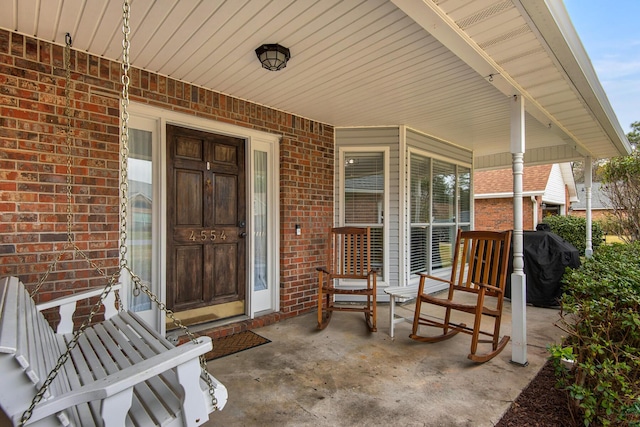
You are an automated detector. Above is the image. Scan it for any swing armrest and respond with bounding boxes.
[36,284,122,334]
[23,337,214,426]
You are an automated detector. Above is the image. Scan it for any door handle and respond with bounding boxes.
[239,232,247,238]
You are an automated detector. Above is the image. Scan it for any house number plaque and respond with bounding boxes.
[189,230,227,241]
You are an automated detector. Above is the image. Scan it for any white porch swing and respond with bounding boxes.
[0,2,227,425]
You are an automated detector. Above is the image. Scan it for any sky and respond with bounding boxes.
[563,1,640,134]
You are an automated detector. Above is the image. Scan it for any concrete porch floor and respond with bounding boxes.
[205,298,565,427]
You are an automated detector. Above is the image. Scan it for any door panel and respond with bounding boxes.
[215,175,237,224]
[175,170,203,224]
[214,244,238,296]
[175,246,204,305]
[167,125,246,317]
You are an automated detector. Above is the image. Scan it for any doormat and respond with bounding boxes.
[206,331,271,361]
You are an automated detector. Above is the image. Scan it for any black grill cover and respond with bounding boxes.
[506,230,580,307]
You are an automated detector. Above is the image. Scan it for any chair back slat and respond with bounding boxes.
[452,229,511,295]
[329,227,371,279]
[317,226,378,331]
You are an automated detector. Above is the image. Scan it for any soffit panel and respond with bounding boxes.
[0,0,627,163]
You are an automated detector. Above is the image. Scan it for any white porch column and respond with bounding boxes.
[510,95,527,365]
[584,156,593,258]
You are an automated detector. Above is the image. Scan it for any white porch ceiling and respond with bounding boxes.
[0,0,631,168]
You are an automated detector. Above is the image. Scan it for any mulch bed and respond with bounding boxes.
[497,360,578,427]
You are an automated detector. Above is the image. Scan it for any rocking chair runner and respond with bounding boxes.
[410,229,512,363]
[316,227,378,332]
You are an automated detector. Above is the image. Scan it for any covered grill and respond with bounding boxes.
[506,229,581,307]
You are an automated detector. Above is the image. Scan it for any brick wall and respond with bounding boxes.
[569,209,611,221]
[0,30,333,333]
[474,197,537,232]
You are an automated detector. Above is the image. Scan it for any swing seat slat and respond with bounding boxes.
[0,276,228,427]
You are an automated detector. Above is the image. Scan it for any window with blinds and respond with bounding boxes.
[410,153,471,275]
[343,152,384,279]
[458,166,471,223]
[410,154,430,274]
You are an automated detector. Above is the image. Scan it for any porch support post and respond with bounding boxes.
[510,94,527,366]
[584,156,593,258]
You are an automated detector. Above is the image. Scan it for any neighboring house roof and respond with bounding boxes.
[571,182,612,210]
[345,174,384,193]
[474,163,578,203]
[129,180,153,200]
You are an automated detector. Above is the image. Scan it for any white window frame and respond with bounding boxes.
[338,146,390,286]
[406,147,473,289]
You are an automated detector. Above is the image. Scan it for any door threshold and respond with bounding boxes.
[166,300,245,330]
[166,315,250,341]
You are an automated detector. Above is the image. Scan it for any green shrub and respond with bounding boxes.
[549,242,640,426]
[543,215,603,253]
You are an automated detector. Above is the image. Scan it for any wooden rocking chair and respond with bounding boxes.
[410,229,512,363]
[317,227,378,332]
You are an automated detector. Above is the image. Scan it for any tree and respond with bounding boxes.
[600,151,640,242]
[627,121,640,148]
[574,122,639,183]
[571,158,606,183]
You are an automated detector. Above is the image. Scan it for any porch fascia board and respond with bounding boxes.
[474,144,585,170]
[391,0,592,158]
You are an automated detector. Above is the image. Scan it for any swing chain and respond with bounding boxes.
[21,33,126,425]
[29,34,75,298]
[122,265,219,409]
[64,33,73,245]
[119,0,131,271]
[118,0,218,410]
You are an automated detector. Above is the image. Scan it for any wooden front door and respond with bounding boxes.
[166,125,246,318]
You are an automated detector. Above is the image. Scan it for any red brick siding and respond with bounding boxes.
[0,30,333,334]
[569,209,611,221]
[474,197,537,231]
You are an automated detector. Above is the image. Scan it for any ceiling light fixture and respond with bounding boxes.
[255,44,291,71]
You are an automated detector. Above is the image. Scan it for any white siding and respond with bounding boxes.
[406,129,473,165]
[335,127,474,292]
[544,163,567,205]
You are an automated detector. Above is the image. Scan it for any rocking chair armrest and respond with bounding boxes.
[24,337,213,425]
[316,267,330,274]
[417,273,452,285]
[473,282,503,293]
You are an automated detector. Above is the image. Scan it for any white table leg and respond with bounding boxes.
[389,295,396,339]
